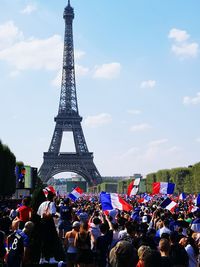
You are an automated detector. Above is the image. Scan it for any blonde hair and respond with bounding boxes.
[138,245,151,260]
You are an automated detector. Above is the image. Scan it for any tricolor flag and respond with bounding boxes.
[160,197,177,212]
[68,186,83,201]
[139,194,152,203]
[43,185,56,197]
[127,178,141,196]
[179,192,186,200]
[189,205,199,213]
[152,182,175,195]
[100,192,132,212]
[194,194,200,207]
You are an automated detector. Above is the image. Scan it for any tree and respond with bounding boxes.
[0,140,16,197]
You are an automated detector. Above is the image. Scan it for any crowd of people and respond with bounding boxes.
[0,190,200,267]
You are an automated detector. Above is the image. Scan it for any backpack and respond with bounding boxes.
[42,201,52,220]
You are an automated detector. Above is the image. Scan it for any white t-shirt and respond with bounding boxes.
[37,201,56,218]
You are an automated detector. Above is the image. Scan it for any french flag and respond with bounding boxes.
[68,186,83,201]
[43,185,56,197]
[100,192,132,211]
[141,194,152,203]
[127,178,141,196]
[160,197,177,212]
[152,182,175,195]
[179,192,186,200]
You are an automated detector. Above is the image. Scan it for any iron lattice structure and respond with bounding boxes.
[39,1,101,186]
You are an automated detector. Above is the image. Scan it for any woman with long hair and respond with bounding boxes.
[74,221,94,267]
[64,221,80,267]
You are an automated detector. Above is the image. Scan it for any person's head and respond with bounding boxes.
[163,219,169,227]
[170,232,178,244]
[161,232,170,240]
[127,222,137,237]
[47,191,55,201]
[72,221,80,231]
[159,238,170,255]
[147,228,156,239]
[143,250,162,267]
[64,198,70,205]
[79,221,89,233]
[99,223,109,234]
[112,222,119,231]
[138,245,151,261]
[22,197,31,206]
[23,221,34,235]
[93,217,101,225]
[109,240,138,267]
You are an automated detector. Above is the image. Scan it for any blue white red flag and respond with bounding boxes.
[160,197,177,212]
[179,192,186,200]
[152,182,175,195]
[127,178,141,196]
[100,192,132,211]
[143,194,152,203]
[68,186,83,201]
[43,185,56,197]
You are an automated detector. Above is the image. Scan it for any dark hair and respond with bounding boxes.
[47,191,55,201]
[143,250,162,267]
[159,238,170,253]
[93,217,101,225]
[99,223,109,234]
[64,198,70,204]
[161,233,170,240]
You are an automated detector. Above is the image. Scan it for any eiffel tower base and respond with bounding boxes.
[39,152,102,186]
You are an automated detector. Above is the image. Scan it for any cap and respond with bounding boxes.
[72,221,80,228]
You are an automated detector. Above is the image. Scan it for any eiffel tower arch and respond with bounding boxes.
[39,1,102,186]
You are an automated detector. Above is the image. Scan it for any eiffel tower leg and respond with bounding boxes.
[38,159,55,183]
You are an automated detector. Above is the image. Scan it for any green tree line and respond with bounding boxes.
[146,162,200,194]
[0,140,16,198]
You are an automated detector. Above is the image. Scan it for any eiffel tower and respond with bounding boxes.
[39,0,101,186]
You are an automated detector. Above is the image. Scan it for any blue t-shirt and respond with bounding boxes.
[59,205,72,221]
[7,229,29,267]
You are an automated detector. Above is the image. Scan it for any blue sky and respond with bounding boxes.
[0,0,200,177]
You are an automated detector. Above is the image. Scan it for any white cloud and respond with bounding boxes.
[172,43,198,58]
[127,109,141,115]
[0,34,63,71]
[21,4,37,15]
[168,28,189,42]
[130,123,152,132]
[0,21,23,50]
[168,28,199,58]
[84,113,112,128]
[183,92,200,105]
[140,80,156,89]
[148,138,168,147]
[93,62,121,79]
[0,21,88,75]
